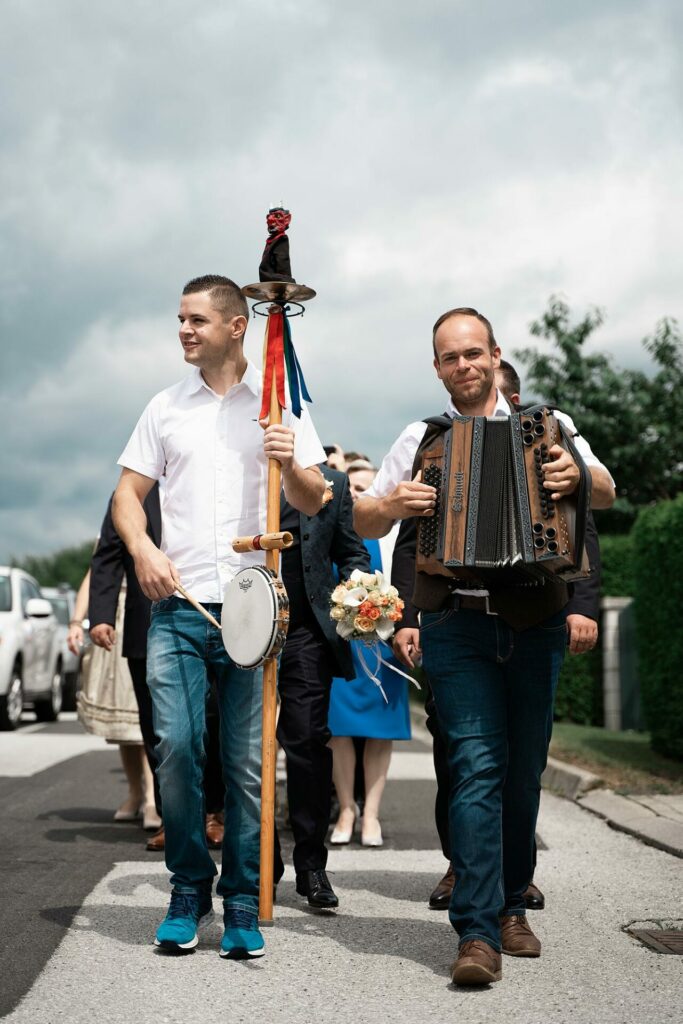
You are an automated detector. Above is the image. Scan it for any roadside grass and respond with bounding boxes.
[550,722,683,795]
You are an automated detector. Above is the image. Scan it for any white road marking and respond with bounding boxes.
[0,730,109,777]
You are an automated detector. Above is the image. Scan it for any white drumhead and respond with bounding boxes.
[221,567,280,669]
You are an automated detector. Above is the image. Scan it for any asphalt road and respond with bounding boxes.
[1,714,681,1024]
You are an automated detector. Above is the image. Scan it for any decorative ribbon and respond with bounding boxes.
[355,640,422,705]
[283,314,312,419]
[259,306,313,422]
[259,308,286,422]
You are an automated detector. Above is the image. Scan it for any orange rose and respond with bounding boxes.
[366,606,381,620]
[353,615,376,633]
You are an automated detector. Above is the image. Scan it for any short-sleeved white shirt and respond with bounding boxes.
[364,390,614,503]
[118,362,326,601]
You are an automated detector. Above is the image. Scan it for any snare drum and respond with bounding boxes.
[221,566,290,669]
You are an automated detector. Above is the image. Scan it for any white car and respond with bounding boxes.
[0,567,64,730]
[41,586,82,712]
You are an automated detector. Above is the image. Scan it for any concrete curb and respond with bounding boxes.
[541,756,602,800]
[576,789,683,859]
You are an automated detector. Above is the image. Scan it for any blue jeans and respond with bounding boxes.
[147,597,262,914]
[421,605,567,950]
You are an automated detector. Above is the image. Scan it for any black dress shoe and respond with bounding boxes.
[429,864,455,910]
[524,881,545,910]
[295,869,339,910]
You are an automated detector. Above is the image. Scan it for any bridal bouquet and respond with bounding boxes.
[329,570,404,644]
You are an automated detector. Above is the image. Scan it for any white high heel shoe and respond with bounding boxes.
[361,820,383,848]
[143,804,162,831]
[330,808,357,845]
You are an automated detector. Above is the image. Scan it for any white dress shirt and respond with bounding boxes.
[118,362,326,602]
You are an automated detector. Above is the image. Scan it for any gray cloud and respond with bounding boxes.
[1,0,681,559]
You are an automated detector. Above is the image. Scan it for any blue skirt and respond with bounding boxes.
[328,642,411,740]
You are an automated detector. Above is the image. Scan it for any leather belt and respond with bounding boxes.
[445,593,498,615]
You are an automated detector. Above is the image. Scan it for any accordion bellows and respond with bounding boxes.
[417,407,591,585]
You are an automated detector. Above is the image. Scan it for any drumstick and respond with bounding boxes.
[175,583,221,630]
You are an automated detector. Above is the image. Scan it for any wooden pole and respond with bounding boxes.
[259,312,284,925]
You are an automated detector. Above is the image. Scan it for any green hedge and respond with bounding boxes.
[554,531,635,726]
[632,498,683,760]
[599,534,636,598]
[554,646,602,725]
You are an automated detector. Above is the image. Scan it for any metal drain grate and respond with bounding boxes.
[629,930,683,955]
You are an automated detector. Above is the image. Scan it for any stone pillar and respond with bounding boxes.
[601,596,634,732]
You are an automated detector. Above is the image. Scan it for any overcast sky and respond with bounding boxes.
[2,0,681,561]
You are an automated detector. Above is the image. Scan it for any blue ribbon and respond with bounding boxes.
[283,315,313,418]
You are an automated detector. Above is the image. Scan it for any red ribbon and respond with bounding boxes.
[259,308,287,422]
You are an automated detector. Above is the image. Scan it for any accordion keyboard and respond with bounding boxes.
[418,463,443,557]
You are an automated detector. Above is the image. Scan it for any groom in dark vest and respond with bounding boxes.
[352,307,615,987]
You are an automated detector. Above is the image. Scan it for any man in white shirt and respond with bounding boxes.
[113,275,325,960]
[354,307,615,987]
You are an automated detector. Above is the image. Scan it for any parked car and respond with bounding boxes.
[41,585,82,712]
[0,567,64,730]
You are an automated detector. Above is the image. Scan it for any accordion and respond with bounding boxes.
[416,407,591,585]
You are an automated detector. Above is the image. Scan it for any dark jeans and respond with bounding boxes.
[421,606,567,950]
[275,622,335,875]
[426,685,540,875]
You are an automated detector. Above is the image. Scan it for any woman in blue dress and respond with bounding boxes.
[328,465,411,848]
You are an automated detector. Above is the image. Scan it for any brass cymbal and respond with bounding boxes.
[241,281,316,303]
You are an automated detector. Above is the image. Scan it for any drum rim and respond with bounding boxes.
[222,565,284,669]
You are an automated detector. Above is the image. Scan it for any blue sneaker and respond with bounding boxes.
[219,907,265,959]
[154,888,214,952]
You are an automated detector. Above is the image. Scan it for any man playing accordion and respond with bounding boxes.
[353,307,615,986]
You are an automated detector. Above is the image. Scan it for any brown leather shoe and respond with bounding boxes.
[500,914,541,957]
[451,940,502,985]
[429,864,455,910]
[524,881,545,910]
[145,826,165,851]
[205,812,224,849]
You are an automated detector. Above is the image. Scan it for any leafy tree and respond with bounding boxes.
[13,540,95,590]
[515,297,683,528]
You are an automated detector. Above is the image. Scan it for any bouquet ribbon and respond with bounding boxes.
[355,640,421,704]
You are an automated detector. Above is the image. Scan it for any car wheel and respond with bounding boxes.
[34,663,64,722]
[0,664,24,731]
